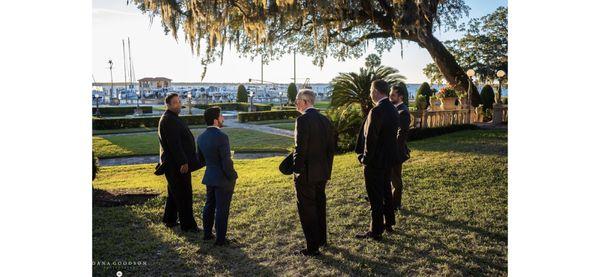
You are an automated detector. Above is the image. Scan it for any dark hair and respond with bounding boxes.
[391,85,404,99]
[204,106,221,126]
[165,93,179,105]
[371,79,389,96]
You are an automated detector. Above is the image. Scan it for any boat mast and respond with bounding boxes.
[122,39,128,91]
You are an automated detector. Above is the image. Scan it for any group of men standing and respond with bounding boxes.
[154,79,410,256]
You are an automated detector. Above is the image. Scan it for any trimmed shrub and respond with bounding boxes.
[406,124,479,142]
[237,84,248,102]
[480,85,495,111]
[194,102,271,112]
[93,115,205,130]
[92,106,152,116]
[92,151,99,180]
[238,110,300,123]
[416,82,433,108]
[287,83,298,104]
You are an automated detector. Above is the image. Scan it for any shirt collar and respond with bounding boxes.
[207,125,220,129]
[377,97,388,105]
[394,101,404,108]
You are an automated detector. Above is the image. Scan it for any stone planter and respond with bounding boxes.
[440,97,458,110]
[429,98,442,111]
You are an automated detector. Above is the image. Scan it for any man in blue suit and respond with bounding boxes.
[196,107,238,246]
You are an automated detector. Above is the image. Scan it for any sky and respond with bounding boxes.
[93,0,507,84]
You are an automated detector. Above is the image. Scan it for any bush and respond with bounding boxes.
[416,82,433,108]
[396,82,410,106]
[93,115,206,130]
[194,102,271,112]
[326,104,363,152]
[407,124,479,142]
[92,106,152,116]
[238,110,300,123]
[480,85,495,111]
[195,102,271,111]
[92,151,99,180]
[287,83,298,104]
[237,84,248,102]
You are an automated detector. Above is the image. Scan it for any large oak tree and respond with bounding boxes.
[129,0,480,104]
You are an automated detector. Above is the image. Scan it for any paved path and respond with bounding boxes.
[100,152,287,166]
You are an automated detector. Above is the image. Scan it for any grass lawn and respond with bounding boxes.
[93,129,507,276]
[249,119,296,131]
[92,125,207,136]
[93,128,293,158]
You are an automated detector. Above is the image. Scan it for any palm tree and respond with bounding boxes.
[330,65,406,117]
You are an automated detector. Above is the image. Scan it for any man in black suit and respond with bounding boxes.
[355,80,402,241]
[158,93,201,232]
[292,89,336,256]
[389,85,412,211]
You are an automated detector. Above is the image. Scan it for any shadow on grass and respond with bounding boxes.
[93,195,274,276]
[409,130,507,156]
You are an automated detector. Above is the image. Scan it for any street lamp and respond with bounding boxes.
[279,91,284,108]
[94,94,101,116]
[248,90,255,112]
[466,69,476,123]
[496,70,506,103]
[187,91,193,115]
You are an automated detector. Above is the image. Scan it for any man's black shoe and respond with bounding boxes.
[385,225,394,233]
[214,239,231,246]
[182,227,201,233]
[164,222,179,228]
[203,233,215,241]
[294,249,320,256]
[355,231,382,241]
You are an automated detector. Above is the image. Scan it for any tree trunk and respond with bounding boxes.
[419,33,482,107]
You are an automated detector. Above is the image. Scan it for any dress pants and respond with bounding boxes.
[294,176,327,251]
[390,163,404,209]
[202,184,235,243]
[364,166,395,235]
[162,166,199,231]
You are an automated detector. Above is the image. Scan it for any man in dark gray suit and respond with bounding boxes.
[355,80,402,241]
[158,93,201,232]
[389,85,412,211]
[197,107,238,246]
[292,89,336,256]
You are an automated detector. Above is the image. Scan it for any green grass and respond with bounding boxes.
[93,130,507,276]
[249,119,296,131]
[93,128,293,158]
[92,125,208,136]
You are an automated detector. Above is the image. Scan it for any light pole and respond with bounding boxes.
[94,94,100,116]
[496,70,506,103]
[466,69,475,123]
[187,91,193,115]
[248,91,255,112]
[108,59,114,101]
[279,91,284,108]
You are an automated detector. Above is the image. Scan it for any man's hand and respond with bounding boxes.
[180,163,189,174]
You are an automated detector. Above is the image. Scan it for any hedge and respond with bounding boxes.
[92,106,153,116]
[238,110,300,123]
[194,102,272,111]
[93,115,205,130]
[407,124,479,142]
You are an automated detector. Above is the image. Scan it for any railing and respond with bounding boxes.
[409,105,506,129]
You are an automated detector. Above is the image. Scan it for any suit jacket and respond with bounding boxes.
[396,102,411,163]
[293,108,336,183]
[158,110,201,171]
[356,98,402,169]
[196,127,238,188]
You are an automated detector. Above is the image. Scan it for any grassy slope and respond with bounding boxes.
[92,130,507,276]
[93,128,293,158]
